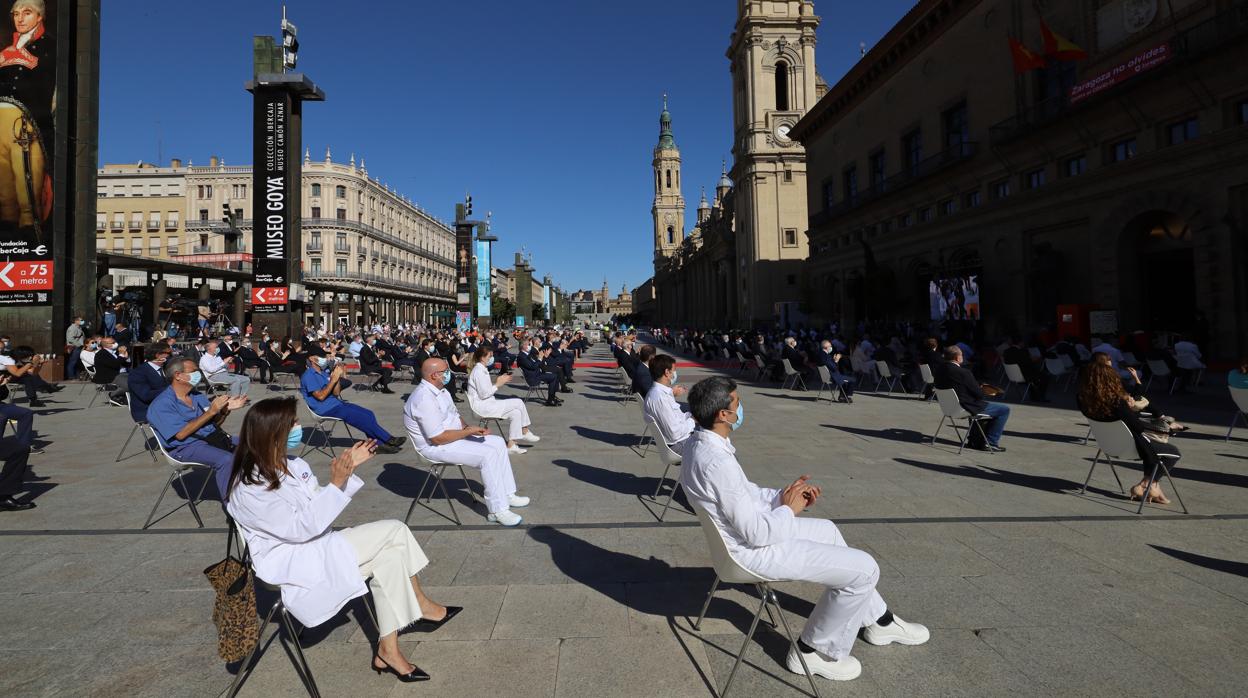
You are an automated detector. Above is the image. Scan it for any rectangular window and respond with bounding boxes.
[199,209,209,221]
[167,237,178,255]
[991,178,1011,200]
[942,101,968,151]
[95,214,105,230]
[1239,100,1248,125]
[869,150,886,191]
[1063,154,1087,177]
[1024,168,1046,190]
[939,198,957,216]
[879,220,892,235]
[97,189,108,198]
[1166,117,1199,146]
[842,165,858,203]
[782,229,798,247]
[336,185,346,198]
[130,238,142,254]
[898,213,913,228]
[310,206,321,219]
[919,207,934,223]
[965,190,982,209]
[336,208,347,221]
[783,169,793,183]
[821,179,835,210]
[149,238,161,256]
[197,185,212,199]
[336,259,347,275]
[112,238,124,252]
[902,129,923,173]
[1110,138,1137,163]
[311,183,321,197]
[311,259,322,275]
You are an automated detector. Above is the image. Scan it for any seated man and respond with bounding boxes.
[199,340,251,397]
[234,337,272,384]
[517,341,561,406]
[358,334,394,393]
[632,345,657,396]
[1,347,63,407]
[679,376,928,682]
[88,338,129,407]
[816,340,857,402]
[147,358,247,497]
[299,354,403,455]
[0,432,34,511]
[932,346,1010,452]
[405,358,529,527]
[128,345,171,423]
[491,333,515,374]
[643,355,694,453]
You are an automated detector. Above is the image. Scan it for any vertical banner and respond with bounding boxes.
[455,310,471,332]
[543,286,551,320]
[0,0,58,306]
[252,87,292,313]
[475,239,491,317]
[455,222,472,309]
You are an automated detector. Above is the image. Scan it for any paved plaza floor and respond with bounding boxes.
[2,341,1247,697]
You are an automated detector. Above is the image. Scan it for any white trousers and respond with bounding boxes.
[741,517,887,660]
[339,519,431,637]
[423,434,517,514]
[474,396,532,441]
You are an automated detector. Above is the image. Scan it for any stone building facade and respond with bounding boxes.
[792,0,1248,357]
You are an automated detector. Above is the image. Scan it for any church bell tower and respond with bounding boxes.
[652,95,686,263]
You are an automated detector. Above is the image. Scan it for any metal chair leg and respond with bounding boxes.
[280,608,321,698]
[1161,461,1189,514]
[225,600,281,698]
[720,587,770,698]
[142,471,179,530]
[930,416,947,445]
[692,576,719,631]
[1081,450,1102,494]
[115,422,141,462]
[657,482,681,522]
[767,585,822,698]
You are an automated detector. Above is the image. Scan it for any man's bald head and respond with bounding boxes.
[422,357,448,380]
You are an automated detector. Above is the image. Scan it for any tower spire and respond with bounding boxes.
[657,94,675,149]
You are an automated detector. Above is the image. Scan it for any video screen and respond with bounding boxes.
[929,275,981,321]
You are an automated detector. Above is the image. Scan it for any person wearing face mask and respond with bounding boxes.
[680,376,929,682]
[235,337,272,384]
[516,340,560,406]
[643,355,694,454]
[147,358,249,497]
[405,358,529,526]
[199,340,250,397]
[358,334,394,394]
[816,340,856,403]
[64,315,86,380]
[127,346,172,423]
[87,338,128,407]
[465,346,539,455]
[300,353,404,455]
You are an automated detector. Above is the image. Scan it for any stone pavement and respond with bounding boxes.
[1,341,1247,697]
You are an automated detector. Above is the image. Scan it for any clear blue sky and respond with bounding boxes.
[99,1,915,294]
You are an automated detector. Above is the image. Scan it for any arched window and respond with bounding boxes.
[666,170,672,189]
[775,60,790,111]
[667,226,675,245]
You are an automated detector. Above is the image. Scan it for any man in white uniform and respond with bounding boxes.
[679,376,928,682]
[642,354,694,454]
[199,340,250,396]
[404,358,529,527]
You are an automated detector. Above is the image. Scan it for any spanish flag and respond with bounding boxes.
[1009,37,1046,74]
[1040,20,1088,61]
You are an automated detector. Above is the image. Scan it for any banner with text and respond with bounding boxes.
[475,240,491,318]
[1069,43,1169,105]
[252,87,293,312]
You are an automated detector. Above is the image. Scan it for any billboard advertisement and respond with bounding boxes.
[475,239,490,317]
[455,222,472,308]
[0,0,61,306]
[542,285,550,320]
[252,86,293,313]
[929,275,981,321]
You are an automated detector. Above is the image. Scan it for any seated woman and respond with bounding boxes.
[1077,360,1181,504]
[466,345,540,455]
[226,398,461,683]
[1090,352,1188,432]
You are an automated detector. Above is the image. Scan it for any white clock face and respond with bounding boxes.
[776,124,792,141]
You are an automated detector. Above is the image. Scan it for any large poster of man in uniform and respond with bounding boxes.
[0,0,53,240]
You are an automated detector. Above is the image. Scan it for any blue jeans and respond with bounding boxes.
[979,402,1011,446]
[66,347,81,380]
[170,436,238,499]
[103,312,116,337]
[321,403,392,443]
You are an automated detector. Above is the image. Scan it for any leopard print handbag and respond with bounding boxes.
[203,519,260,663]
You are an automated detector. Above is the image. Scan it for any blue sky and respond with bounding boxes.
[99,1,915,294]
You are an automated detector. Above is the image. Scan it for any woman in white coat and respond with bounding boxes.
[226,397,460,683]
[466,345,540,455]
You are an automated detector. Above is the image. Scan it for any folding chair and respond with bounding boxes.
[298,414,355,459]
[736,352,752,376]
[873,361,906,393]
[618,372,638,405]
[405,449,473,525]
[780,359,807,391]
[88,381,120,408]
[1045,358,1072,392]
[1002,363,1031,402]
[931,388,993,455]
[116,419,159,463]
[523,375,547,404]
[814,366,843,403]
[635,400,655,458]
[1144,360,1173,394]
[1175,354,1205,388]
[644,415,685,521]
[753,355,768,381]
[78,364,97,395]
[1083,419,1187,514]
[143,435,215,529]
[1228,387,1248,442]
[690,501,821,698]
[271,370,300,391]
[918,363,936,402]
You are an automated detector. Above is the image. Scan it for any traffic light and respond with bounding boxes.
[464,194,473,217]
[281,12,299,71]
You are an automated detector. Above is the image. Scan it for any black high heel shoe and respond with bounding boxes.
[404,606,463,634]
[372,655,430,682]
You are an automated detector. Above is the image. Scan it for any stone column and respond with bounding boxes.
[232,285,246,331]
[347,294,356,327]
[330,294,340,330]
[151,278,168,331]
[312,291,322,328]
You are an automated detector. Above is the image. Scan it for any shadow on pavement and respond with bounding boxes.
[1149,545,1248,578]
[568,425,639,447]
[892,456,1125,499]
[825,424,928,444]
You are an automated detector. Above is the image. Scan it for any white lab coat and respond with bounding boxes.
[467,363,532,441]
[226,456,369,628]
[643,382,694,451]
[679,428,886,659]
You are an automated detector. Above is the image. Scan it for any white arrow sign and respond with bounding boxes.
[254,288,266,303]
[0,262,13,288]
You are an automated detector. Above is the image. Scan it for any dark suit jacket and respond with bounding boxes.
[816,350,849,381]
[93,350,127,383]
[517,352,548,384]
[633,362,655,395]
[358,344,385,373]
[112,328,134,347]
[128,362,167,422]
[932,359,988,414]
[781,345,806,369]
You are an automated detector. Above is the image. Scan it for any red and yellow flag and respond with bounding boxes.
[1040,20,1088,61]
[1009,37,1046,74]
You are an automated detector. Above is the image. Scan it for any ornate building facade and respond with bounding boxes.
[652,0,827,328]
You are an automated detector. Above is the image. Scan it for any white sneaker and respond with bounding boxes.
[862,616,930,646]
[516,432,541,444]
[786,645,861,681]
[508,494,530,508]
[487,509,523,526]
[507,444,526,455]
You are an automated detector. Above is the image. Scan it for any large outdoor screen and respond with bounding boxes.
[929,275,981,321]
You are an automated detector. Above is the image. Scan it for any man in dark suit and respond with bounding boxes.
[780,336,811,383]
[234,338,272,384]
[539,344,572,394]
[816,340,856,402]
[633,345,657,396]
[358,334,394,393]
[92,337,130,405]
[128,345,171,423]
[491,333,514,373]
[1001,337,1048,403]
[932,346,1009,451]
[517,339,560,406]
[111,321,134,348]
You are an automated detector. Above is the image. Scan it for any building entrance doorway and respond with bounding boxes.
[1122,211,1196,334]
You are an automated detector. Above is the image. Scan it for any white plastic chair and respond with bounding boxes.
[1144,360,1173,393]
[690,501,821,698]
[931,388,993,454]
[1228,386,1248,442]
[644,414,685,521]
[919,363,936,402]
[405,449,473,525]
[1121,352,1141,368]
[468,398,506,439]
[1028,347,1042,362]
[635,400,655,457]
[116,419,159,463]
[814,365,844,403]
[143,434,215,529]
[780,359,807,391]
[1045,358,1072,392]
[1083,419,1187,514]
[298,414,356,459]
[1002,363,1031,402]
[1175,354,1205,387]
[873,361,907,393]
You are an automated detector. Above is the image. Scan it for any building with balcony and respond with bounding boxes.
[792,0,1248,357]
[96,162,186,262]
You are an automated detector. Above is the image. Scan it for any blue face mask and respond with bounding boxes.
[729,402,744,431]
[316,357,329,368]
[671,371,679,385]
[286,425,303,450]
[186,371,203,387]
[442,369,453,386]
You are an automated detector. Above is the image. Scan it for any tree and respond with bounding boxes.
[532,303,546,322]
[491,293,515,323]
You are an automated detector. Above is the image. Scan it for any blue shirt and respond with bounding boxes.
[148,387,215,448]
[1230,370,1248,390]
[301,367,344,415]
